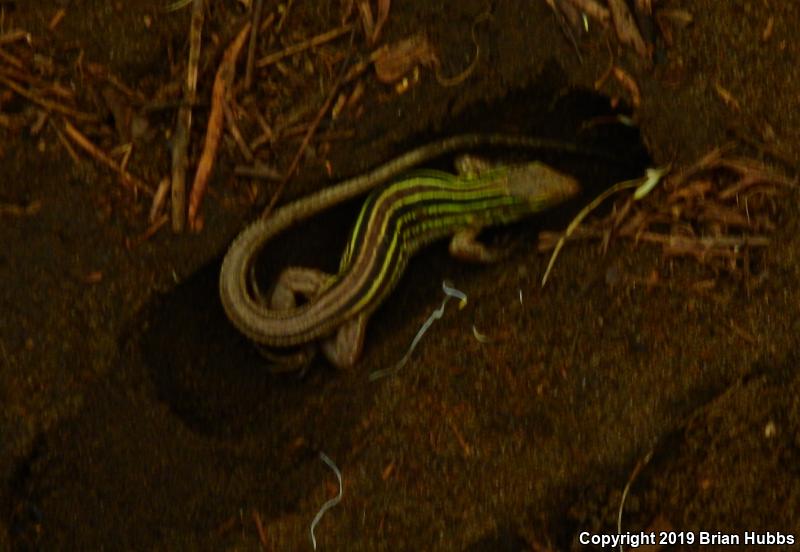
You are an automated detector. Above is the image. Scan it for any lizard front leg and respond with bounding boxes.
[449,228,508,263]
[448,155,514,263]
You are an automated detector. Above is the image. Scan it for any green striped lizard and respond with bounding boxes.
[219,133,583,369]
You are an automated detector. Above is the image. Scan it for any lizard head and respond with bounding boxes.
[505,162,580,211]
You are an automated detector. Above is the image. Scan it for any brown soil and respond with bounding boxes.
[1,1,799,550]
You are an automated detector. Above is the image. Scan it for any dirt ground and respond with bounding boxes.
[1,1,799,550]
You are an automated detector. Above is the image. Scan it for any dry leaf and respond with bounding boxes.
[373,34,438,84]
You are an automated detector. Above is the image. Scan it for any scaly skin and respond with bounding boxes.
[219,134,583,367]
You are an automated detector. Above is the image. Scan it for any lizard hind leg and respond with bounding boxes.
[269,266,335,309]
[320,313,368,370]
[256,266,335,373]
[270,267,368,369]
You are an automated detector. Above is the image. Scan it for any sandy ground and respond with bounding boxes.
[1,1,799,550]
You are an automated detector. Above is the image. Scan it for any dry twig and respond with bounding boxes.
[234,162,281,181]
[275,0,295,34]
[252,510,269,548]
[0,29,31,46]
[256,24,353,69]
[170,0,204,232]
[0,74,98,122]
[222,100,254,162]
[539,150,792,279]
[149,177,172,223]
[607,0,648,57]
[48,8,66,31]
[612,65,641,108]
[357,0,391,45]
[187,22,251,231]
[62,119,153,196]
[261,53,355,217]
[244,0,264,90]
[126,214,169,249]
